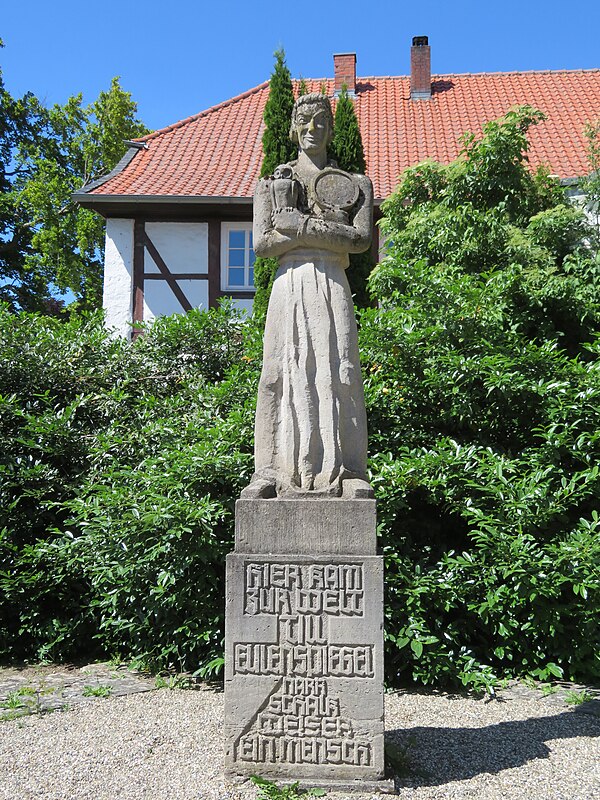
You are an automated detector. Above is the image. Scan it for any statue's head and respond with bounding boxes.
[289,93,334,156]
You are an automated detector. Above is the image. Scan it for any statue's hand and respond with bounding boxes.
[271,207,306,236]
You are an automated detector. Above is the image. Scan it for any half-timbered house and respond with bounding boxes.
[74,40,600,337]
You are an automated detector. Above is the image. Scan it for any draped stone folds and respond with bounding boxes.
[254,249,368,496]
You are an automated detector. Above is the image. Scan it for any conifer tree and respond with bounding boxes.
[332,86,373,307]
[253,49,297,318]
[332,86,366,173]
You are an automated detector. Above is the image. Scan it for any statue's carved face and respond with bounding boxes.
[295,106,330,156]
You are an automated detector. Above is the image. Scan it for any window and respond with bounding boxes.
[221,223,255,291]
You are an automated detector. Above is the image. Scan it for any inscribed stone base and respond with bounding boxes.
[224,546,385,782]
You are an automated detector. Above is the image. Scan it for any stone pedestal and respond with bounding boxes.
[225,499,391,790]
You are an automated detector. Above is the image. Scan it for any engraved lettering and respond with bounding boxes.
[243,562,365,617]
[244,587,259,615]
[236,733,373,766]
[234,643,374,677]
[234,559,376,767]
[306,615,326,644]
[308,565,324,589]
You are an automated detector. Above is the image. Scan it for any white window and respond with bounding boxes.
[221,222,255,291]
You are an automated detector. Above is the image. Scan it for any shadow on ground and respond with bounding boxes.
[386,708,600,788]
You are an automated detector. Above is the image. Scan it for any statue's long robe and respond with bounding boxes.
[254,247,368,494]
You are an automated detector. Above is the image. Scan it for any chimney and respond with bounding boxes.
[333,52,356,96]
[410,36,431,100]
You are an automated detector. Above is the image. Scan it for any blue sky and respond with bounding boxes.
[2,0,599,132]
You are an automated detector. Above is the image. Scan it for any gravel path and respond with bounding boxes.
[0,681,598,800]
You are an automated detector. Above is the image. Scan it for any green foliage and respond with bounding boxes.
[0,39,148,312]
[363,106,600,690]
[331,87,366,174]
[581,119,600,248]
[154,674,194,690]
[346,250,373,309]
[19,79,149,310]
[1,108,599,688]
[82,684,112,698]
[564,689,594,706]
[0,41,47,311]
[330,85,373,308]
[0,304,260,670]
[250,775,326,799]
[1,691,26,710]
[252,256,278,320]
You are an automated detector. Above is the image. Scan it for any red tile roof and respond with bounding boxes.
[85,71,600,202]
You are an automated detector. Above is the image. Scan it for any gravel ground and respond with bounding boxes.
[0,682,598,800]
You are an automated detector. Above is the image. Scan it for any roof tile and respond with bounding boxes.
[88,71,600,201]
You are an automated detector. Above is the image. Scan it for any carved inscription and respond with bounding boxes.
[235,677,372,766]
[233,642,374,677]
[233,560,374,767]
[244,562,364,616]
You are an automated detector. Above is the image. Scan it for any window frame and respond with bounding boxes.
[220,222,256,292]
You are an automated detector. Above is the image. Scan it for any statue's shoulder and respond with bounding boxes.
[349,168,371,182]
[255,178,270,199]
[355,171,373,195]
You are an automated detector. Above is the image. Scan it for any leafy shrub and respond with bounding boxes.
[1,107,598,690]
[0,303,259,667]
[362,107,600,689]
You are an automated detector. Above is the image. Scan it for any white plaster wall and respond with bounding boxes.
[143,280,209,323]
[567,189,600,246]
[144,222,208,274]
[143,223,209,322]
[103,218,134,338]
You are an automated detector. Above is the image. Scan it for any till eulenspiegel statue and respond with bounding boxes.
[242,93,374,501]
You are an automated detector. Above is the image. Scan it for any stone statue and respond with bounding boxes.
[242,93,374,500]
[227,98,387,787]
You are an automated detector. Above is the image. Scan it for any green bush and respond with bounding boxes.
[0,304,260,668]
[0,109,598,689]
[363,107,600,689]
[0,310,126,659]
